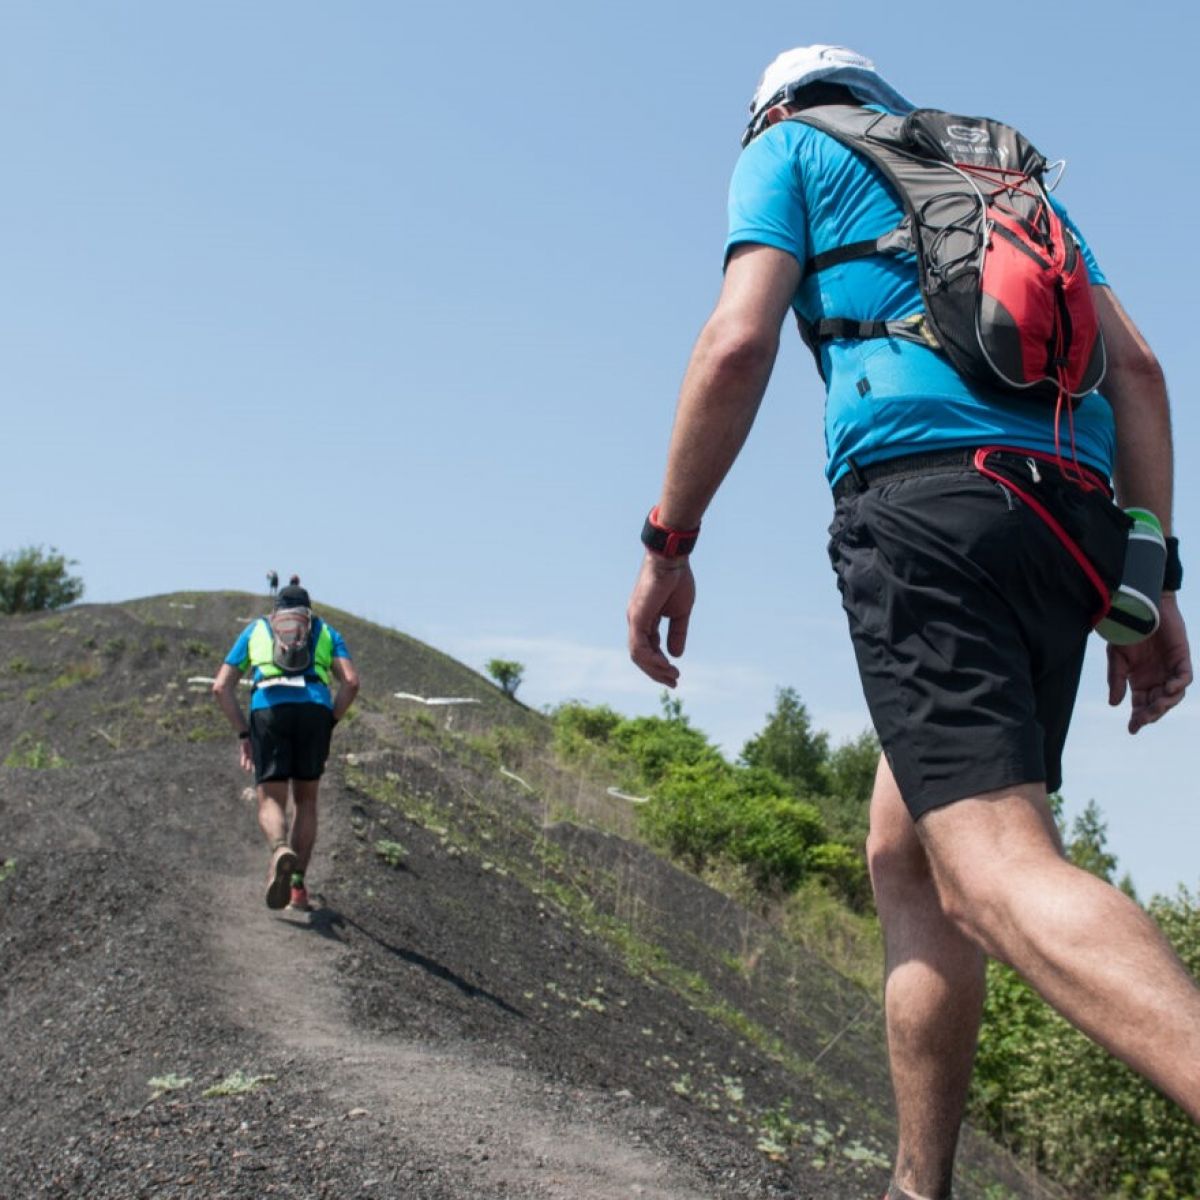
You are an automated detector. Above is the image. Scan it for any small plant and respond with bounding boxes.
[102,637,126,657]
[202,1070,276,1098]
[47,659,99,691]
[4,735,66,769]
[0,859,16,884]
[148,1073,193,1096]
[184,639,212,659]
[374,839,407,868]
[5,657,33,676]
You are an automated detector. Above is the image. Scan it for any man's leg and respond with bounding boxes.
[290,778,320,874]
[257,780,291,849]
[868,758,985,1200]
[920,782,1200,1120]
[257,779,298,908]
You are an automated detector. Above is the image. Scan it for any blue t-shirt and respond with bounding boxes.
[725,116,1116,486]
[224,616,351,711]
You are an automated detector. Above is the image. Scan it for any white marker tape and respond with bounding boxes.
[606,786,650,805]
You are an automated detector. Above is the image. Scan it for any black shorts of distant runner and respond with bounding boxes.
[249,703,334,784]
[827,447,1128,821]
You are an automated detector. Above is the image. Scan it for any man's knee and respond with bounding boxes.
[867,821,934,907]
[866,763,937,908]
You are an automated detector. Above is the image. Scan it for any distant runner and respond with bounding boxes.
[213,579,359,911]
[266,569,279,597]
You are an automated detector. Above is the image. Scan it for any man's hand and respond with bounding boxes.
[1108,594,1193,733]
[239,739,254,773]
[627,554,696,687]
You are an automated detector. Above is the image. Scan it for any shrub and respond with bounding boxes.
[0,546,84,614]
[639,760,828,891]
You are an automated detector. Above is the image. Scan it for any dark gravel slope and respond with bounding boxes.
[0,594,1064,1200]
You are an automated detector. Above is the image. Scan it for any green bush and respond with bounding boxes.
[805,841,871,909]
[0,546,84,614]
[638,760,828,891]
[972,950,1200,1197]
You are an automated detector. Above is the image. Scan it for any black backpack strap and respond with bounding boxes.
[805,219,916,276]
[811,313,941,349]
[795,312,941,380]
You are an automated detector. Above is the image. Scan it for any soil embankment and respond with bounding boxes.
[0,593,1062,1199]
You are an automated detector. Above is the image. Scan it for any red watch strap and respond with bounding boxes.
[642,506,701,557]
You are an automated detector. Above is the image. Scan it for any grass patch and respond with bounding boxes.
[42,659,100,693]
[780,879,882,997]
[148,1073,193,1096]
[202,1070,276,1098]
[374,839,407,868]
[4,735,66,769]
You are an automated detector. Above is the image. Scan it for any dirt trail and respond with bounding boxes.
[207,783,721,1200]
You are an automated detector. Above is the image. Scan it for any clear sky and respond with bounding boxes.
[5,1,1198,899]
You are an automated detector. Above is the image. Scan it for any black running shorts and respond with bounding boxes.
[249,703,334,784]
[827,454,1127,820]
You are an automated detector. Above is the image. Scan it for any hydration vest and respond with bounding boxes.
[247,616,334,686]
[788,105,1106,408]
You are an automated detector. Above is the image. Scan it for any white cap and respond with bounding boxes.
[743,44,915,145]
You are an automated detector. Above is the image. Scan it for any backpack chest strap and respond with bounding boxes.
[805,219,916,276]
[798,312,940,356]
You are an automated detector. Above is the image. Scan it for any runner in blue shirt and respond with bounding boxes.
[213,578,359,913]
[625,44,1197,1200]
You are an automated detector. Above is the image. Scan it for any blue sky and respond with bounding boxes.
[5,2,1199,898]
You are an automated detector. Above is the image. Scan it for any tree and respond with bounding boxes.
[1066,798,1119,882]
[485,658,524,699]
[740,687,830,796]
[0,546,84,614]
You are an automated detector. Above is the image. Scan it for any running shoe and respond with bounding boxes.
[266,845,298,910]
[288,884,312,912]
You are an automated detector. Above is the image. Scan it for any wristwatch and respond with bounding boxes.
[641,506,701,558]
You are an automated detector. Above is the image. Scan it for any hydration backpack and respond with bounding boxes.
[266,608,314,674]
[789,105,1106,407]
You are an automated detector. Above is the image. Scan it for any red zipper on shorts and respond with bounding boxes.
[972,446,1111,626]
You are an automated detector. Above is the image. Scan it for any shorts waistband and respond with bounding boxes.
[832,449,978,502]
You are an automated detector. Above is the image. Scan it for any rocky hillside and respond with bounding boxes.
[0,592,1066,1199]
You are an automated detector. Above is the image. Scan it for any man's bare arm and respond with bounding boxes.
[212,663,248,734]
[1094,285,1192,731]
[627,244,802,684]
[1097,286,1174,526]
[654,244,803,527]
[331,656,360,723]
